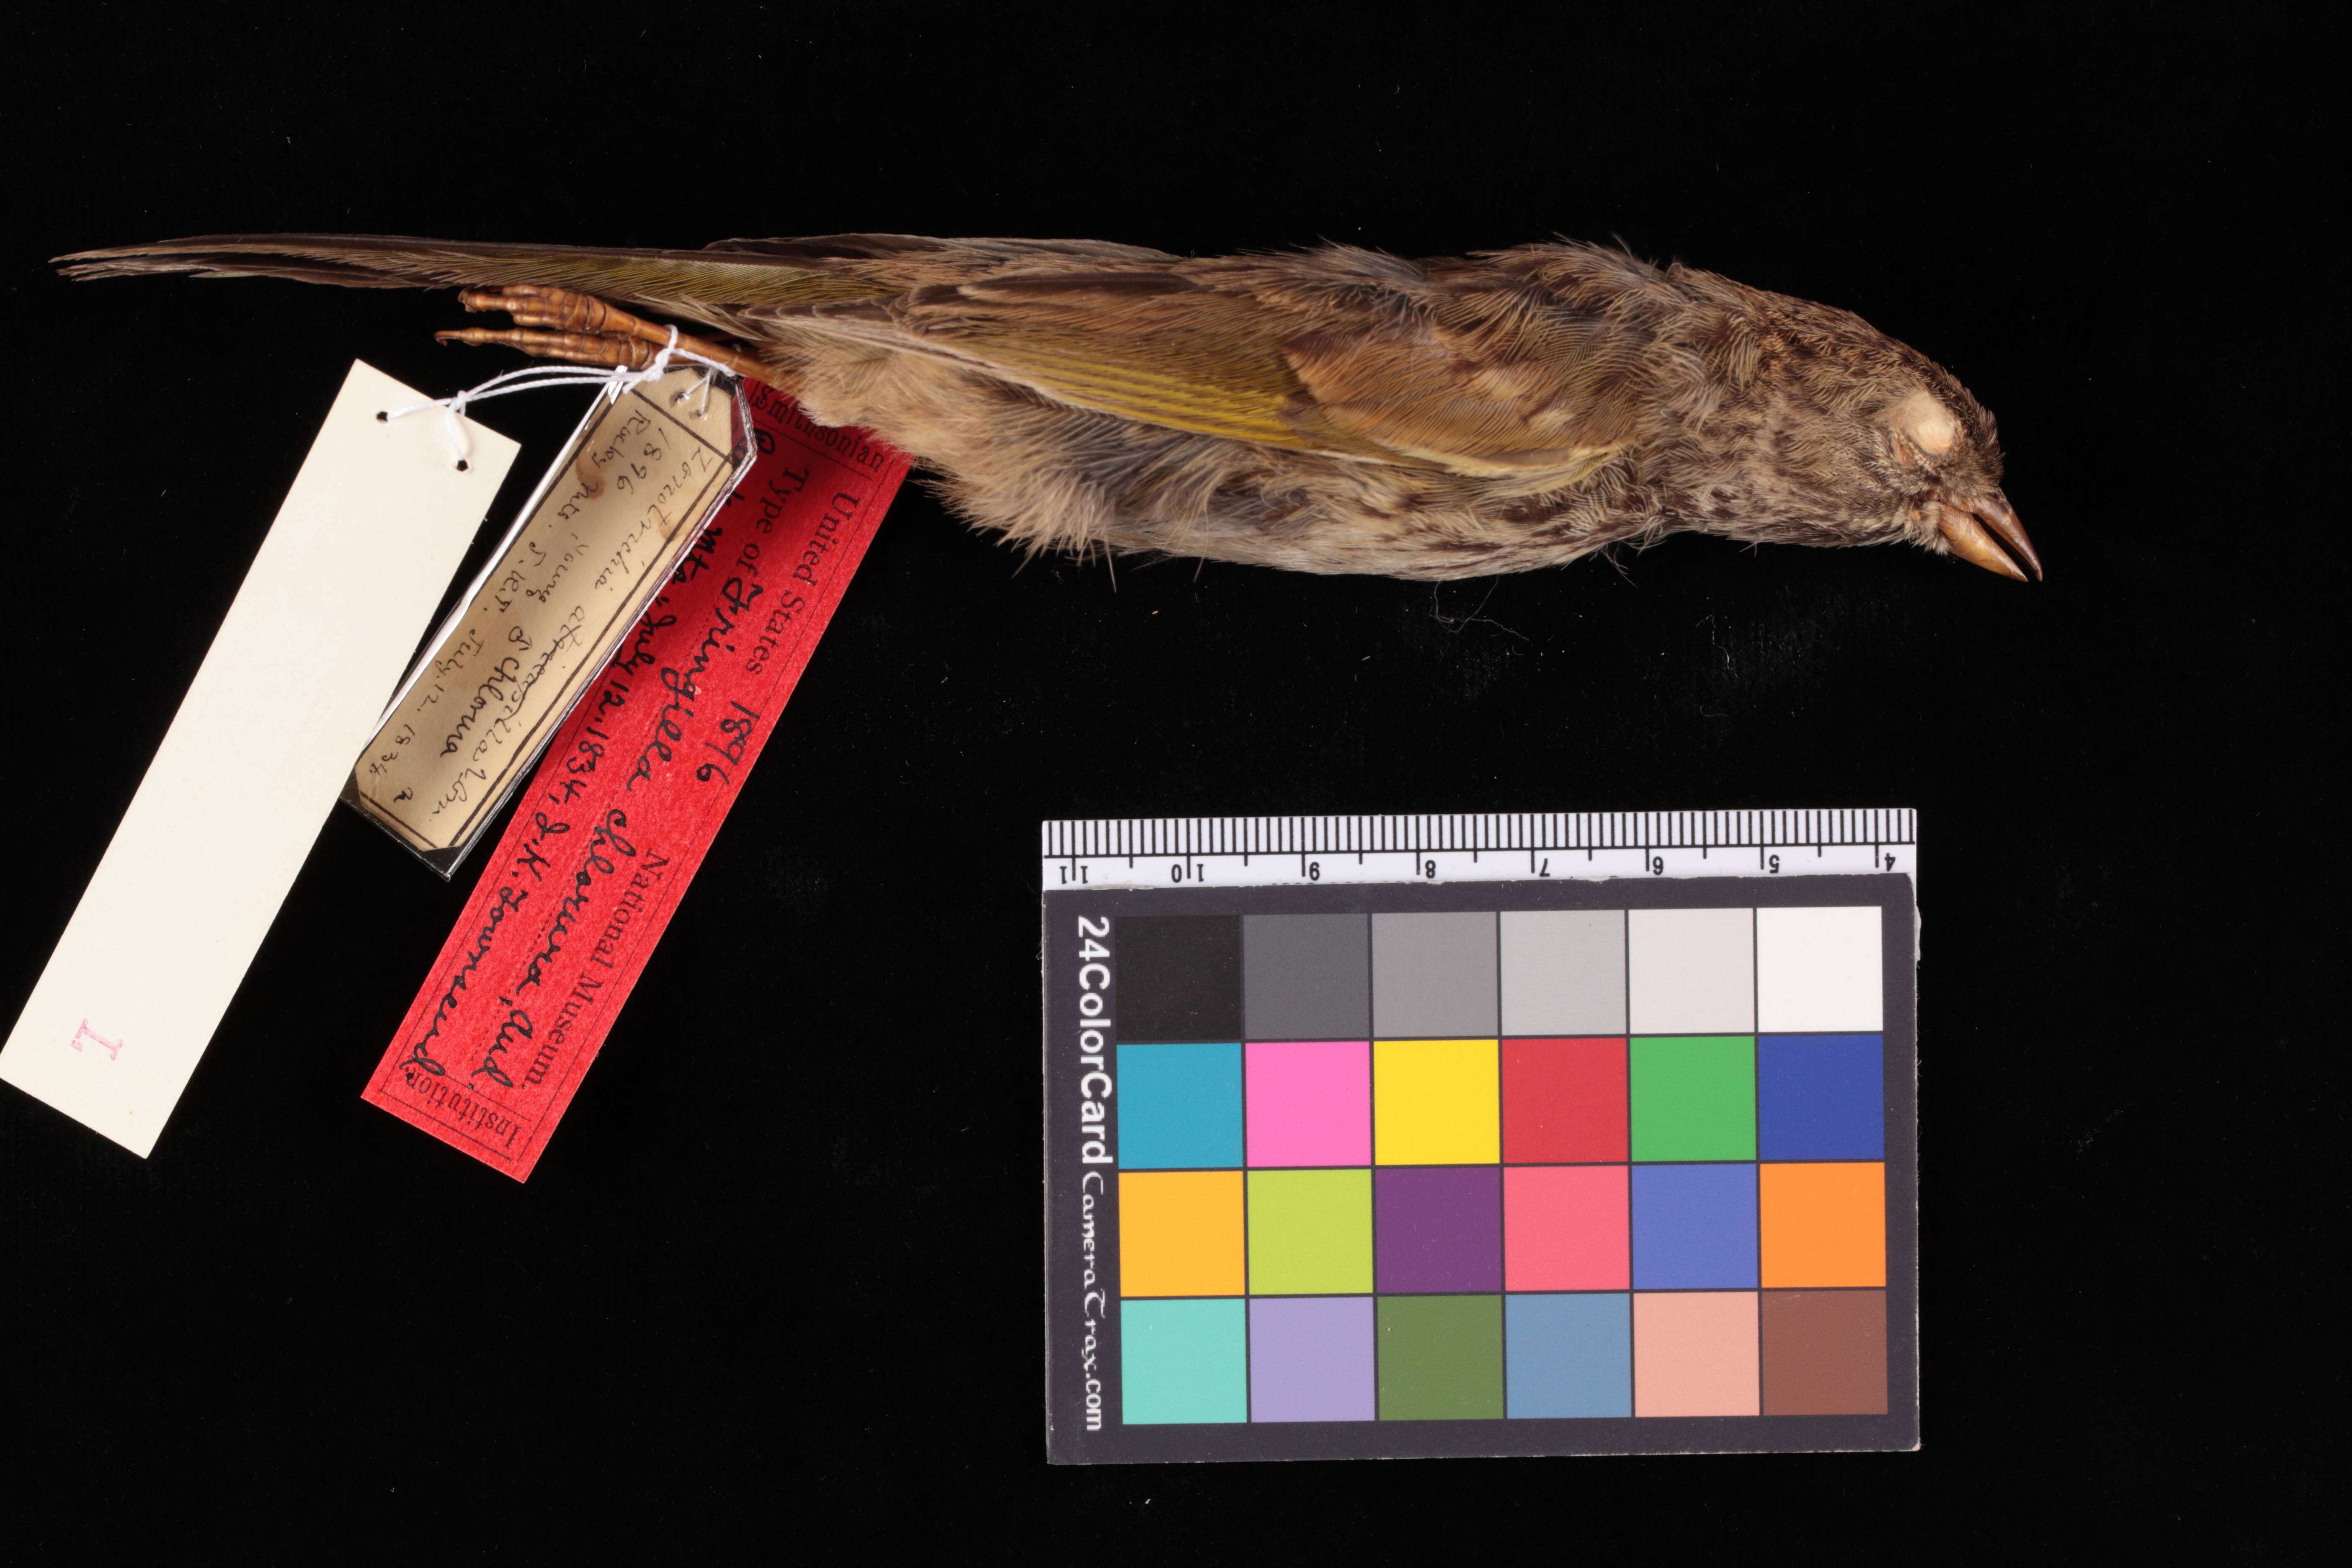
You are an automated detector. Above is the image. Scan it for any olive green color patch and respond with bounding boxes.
[1246,1168,1373,1294]
[1377,1295,1504,1419]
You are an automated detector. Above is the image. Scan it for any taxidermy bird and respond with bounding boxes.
[57,233,2039,582]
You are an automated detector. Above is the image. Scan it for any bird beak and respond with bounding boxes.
[1937,492,2042,582]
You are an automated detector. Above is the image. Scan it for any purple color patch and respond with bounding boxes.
[1375,1166,1504,1293]
[1249,1296,1375,1422]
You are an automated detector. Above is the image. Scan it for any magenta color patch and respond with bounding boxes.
[1246,1041,1371,1166]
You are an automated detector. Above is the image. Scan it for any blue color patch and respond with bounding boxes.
[1117,1042,1244,1168]
[1631,1164,1759,1289]
[1758,1034,1884,1160]
[1122,1298,1248,1424]
[1506,1293,1632,1418]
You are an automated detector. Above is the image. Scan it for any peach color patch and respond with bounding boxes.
[1633,1291,1761,1416]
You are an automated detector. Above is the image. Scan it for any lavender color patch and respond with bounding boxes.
[1248,1297,1376,1422]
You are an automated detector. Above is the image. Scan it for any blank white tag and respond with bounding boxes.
[0,361,518,1155]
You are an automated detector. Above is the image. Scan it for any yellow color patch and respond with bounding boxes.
[1119,1171,1246,1297]
[1374,1039,1501,1164]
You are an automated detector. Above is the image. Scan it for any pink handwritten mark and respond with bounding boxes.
[68,1020,123,1060]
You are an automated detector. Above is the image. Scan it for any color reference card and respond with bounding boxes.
[1044,876,1915,1460]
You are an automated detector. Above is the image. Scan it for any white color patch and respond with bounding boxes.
[0,363,517,1155]
[1756,906,1884,1032]
[1627,907,1755,1033]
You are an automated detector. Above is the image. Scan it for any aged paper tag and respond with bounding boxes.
[362,380,907,1178]
[0,362,517,1156]
[348,366,750,874]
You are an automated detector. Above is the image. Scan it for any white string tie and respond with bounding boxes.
[382,328,735,467]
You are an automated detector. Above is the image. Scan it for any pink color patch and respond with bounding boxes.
[1503,1165,1630,1289]
[1245,1041,1371,1166]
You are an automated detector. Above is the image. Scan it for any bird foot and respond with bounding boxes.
[436,285,766,380]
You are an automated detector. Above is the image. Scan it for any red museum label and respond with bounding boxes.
[362,380,908,1178]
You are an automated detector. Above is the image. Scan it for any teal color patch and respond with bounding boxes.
[1121,1298,1247,1424]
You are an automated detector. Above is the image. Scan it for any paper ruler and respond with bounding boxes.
[1042,810,1917,890]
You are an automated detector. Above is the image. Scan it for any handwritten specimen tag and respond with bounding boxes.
[362,382,906,1178]
[0,362,517,1155]
[349,366,751,874]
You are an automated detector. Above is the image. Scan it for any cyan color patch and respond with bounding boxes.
[1506,1293,1633,1417]
[1122,1298,1247,1424]
[1117,1042,1244,1168]
[1759,1034,1884,1160]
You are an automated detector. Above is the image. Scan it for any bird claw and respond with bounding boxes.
[461,284,637,337]
[433,323,660,369]
[440,285,766,379]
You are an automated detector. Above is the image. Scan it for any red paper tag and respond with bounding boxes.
[363,382,908,1178]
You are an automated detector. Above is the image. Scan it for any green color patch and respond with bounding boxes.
[1377,1295,1504,1419]
[1630,1035,1756,1161]
[1247,1168,1374,1294]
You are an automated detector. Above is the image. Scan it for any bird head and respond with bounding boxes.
[1863,374,2040,582]
[1668,295,2041,581]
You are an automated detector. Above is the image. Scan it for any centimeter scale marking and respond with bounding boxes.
[1042,810,1916,890]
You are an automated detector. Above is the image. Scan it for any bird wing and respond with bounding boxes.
[57,235,1648,479]
[758,248,1648,477]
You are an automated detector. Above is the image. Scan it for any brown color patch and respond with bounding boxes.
[1761,1289,1889,1416]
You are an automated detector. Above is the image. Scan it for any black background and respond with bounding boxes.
[5,3,2328,1558]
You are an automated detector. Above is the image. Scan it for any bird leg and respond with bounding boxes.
[436,284,767,380]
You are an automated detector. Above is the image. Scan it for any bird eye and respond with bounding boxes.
[1885,388,1959,458]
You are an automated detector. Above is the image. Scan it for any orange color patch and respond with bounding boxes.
[1760,1162,1885,1287]
[1119,1170,1247,1297]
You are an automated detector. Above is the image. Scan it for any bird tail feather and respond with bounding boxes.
[52,234,890,335]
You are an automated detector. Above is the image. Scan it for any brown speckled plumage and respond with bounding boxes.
[57,232,2039,581]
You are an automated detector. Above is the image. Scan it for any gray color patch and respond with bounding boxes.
[1499,910,1627,1034]
[1372,912,1499,1037]
[1627,907,1755,1033]
[1244,914,1372,1039]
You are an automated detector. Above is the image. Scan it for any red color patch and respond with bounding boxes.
[1501,1037,1627,1163]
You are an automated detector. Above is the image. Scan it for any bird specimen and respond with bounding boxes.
[58,233,2040,582]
